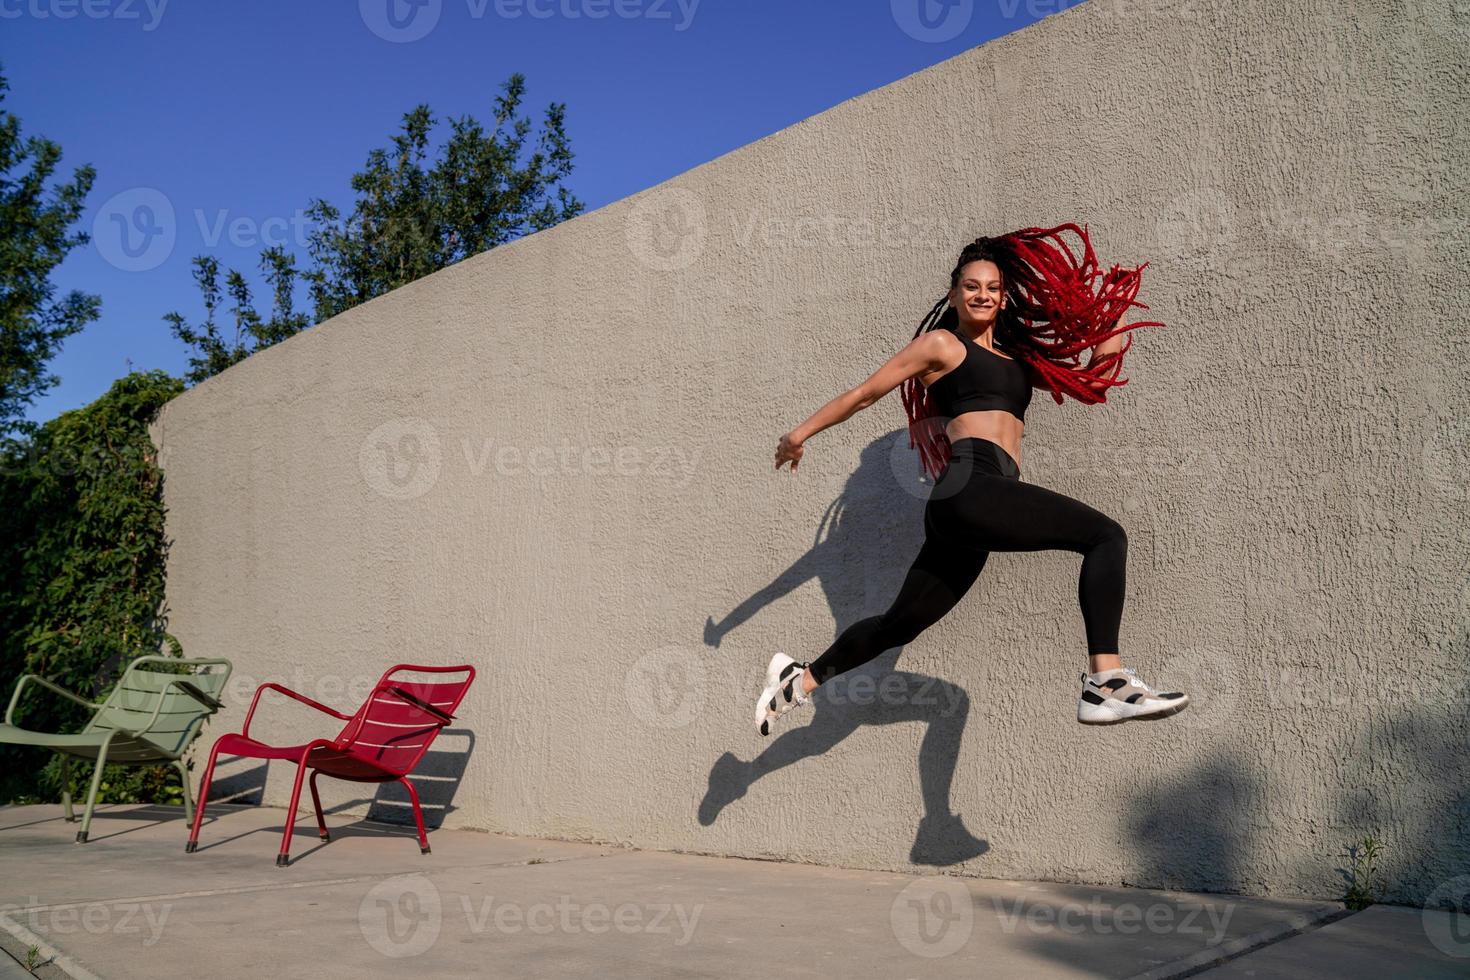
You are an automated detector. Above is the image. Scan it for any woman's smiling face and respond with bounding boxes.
[949,259,1004,329]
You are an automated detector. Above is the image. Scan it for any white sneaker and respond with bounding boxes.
[756,653,811,737]
[1077,666,1189,725]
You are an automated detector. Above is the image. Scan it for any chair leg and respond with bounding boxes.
[60,756,75,823]
[277,757,311,867]
[399,777,430,855]
[186,740,226,853]
[76,738,114,843]
[308,770,329,842]
[173,759,193,825]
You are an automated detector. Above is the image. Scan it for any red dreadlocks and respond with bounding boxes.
[899,223,1164,481]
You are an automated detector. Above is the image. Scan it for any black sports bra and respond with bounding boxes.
[922,328,1033,423]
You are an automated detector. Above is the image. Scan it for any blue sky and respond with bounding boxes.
[4,0,1055,427]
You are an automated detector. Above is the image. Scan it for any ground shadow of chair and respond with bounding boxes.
[0,656,233,843]
[186,663,475,866]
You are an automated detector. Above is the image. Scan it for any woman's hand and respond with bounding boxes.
[775,432,805,473]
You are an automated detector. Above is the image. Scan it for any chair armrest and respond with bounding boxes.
[5,676,100,725]
[385,686,455,725]
[241,682,352,739]
[171,679,224,712]
[104,655,235,738]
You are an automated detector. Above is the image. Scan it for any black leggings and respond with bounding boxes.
[808,437,1127,685]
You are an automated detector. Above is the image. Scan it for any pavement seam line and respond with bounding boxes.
[1121,905,1353,980]
[2,851,630,915]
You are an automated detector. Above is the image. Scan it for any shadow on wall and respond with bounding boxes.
[205,760,268,805]
[1124,748,1262,895]
[366,728,476,830]
[1327,665,1470,909]
[694,425,1468,906]
[699,434,990,866]
[1120,645,1470,908]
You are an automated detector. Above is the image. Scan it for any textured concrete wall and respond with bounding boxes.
[151,0,1469,905]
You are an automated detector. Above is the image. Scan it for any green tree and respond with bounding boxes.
[167,72,582,384]
[303,71,583,323]
[162,246,310,386]
[0,65,102,440]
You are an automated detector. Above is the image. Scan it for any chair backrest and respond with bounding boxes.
[84,656,233,759]
[334,664,475,777]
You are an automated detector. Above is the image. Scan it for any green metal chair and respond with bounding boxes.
[1,655,232,842]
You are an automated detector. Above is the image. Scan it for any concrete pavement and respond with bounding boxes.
[0,804,1460,979]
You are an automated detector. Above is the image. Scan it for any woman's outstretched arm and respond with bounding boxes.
[775,331,948,473]
[1080,321,1128,397]
[1021,327,1130,398]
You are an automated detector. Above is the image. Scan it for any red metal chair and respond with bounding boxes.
[186,663,475,866]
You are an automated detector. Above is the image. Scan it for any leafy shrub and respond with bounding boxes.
[0,370,187,805]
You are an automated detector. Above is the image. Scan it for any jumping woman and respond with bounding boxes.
[759,224,1190,736]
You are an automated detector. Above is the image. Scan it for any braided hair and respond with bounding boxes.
[899,223,1163,480]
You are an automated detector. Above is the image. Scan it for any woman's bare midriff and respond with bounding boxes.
[944,412,1022,471]
[917,336,1025,471]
